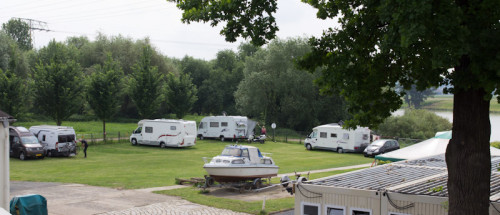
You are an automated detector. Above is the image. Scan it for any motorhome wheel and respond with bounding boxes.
[260,140,265,144]
[306,144,312,150]
[160,142,166,148]
[199,135,204,140]
[47,150,53,157]
[220,136,225,142]
[337,148,344,153]
[19,152,25,160]
[131,139,137,145]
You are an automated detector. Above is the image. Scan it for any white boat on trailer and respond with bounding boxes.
[203,145,279,183]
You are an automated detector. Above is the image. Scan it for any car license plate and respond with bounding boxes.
[36,154,42,157]
[367,152,372,155]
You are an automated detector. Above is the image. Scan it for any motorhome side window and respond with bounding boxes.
[221,122,228,127]
[42,135,46,141]
[199,122,204,129]
[320,132,327,138]
[170,126,176,130]
[351,209,371,215]
[343,133,349,140]
[210,122,219,127]
[145,127,153,133]
[363,134,369,140]
[331,133,337,138]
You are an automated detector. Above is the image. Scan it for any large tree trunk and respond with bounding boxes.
[446,86,491,214]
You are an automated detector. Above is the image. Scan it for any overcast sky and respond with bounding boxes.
[0,0,337,60]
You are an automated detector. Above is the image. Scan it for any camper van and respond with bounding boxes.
[304,123,371,153]
[29,125,77,157]
[130,119,196,148]
[197,116,256,141]
[9,126,45,160]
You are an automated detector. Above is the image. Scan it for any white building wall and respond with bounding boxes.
[381,192,448,215]
[0,121,9,210]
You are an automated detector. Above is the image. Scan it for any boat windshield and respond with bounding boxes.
[21,136,39,145]
[221,148,242,157]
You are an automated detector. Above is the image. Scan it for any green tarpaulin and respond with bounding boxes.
[10,194,47,215]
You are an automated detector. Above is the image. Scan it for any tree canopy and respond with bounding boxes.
[2,18,32,51]
[170,0,500,213]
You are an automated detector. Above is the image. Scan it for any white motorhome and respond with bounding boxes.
[197,116,256,141]
[29,125,77,157]
[304,123,370,153]
[130,119,196,148]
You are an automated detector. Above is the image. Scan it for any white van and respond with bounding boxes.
[130,119,196,148]
[29,125,77,157]
[304,123,371,153]
[197,116,256,141]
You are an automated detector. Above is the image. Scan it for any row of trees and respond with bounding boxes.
[0,19,350,133]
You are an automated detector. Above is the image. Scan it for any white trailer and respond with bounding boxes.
[129,119,196,148]
[197,116,256,141]
[29,125,77,157]
[304,123,370,153]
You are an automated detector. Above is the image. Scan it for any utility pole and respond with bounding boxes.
[12,17,50,47]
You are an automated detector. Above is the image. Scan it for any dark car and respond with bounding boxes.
[363,139,400,157]
[9,126,45,160]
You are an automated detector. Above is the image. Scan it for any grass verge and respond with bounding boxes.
[10,140,372,189]
[155,168,365,214]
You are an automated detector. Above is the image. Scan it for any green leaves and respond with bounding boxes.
[2,18,32,51]
[165,73,198,119]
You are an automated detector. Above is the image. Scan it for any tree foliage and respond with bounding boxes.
[235,38,348,131]
[165,73,197,118]
[128,45,164,119]
[401,85,435,109]
[33,40,83,125]
[376,109,452,140]
[0,68,30,118]
[171,0,500,213]
[179,56,210,114]
[86,53,123,137]
[2,18,32,51]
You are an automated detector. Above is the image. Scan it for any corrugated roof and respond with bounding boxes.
[307,154,500,198]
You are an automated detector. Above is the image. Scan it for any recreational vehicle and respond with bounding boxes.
[9,126,45,160]
[197,116,256,141]
[130,119,196,148]
[304,123,370,153]
[29,125,77,157]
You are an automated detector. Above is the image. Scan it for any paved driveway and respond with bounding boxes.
[10,181,248,215]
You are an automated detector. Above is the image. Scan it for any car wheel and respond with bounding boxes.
[220,136,225,142]
[260,140,265,144]
[131,139,137,145]
[199,135,204,140]
[160,142,166,148]
[19,152,25,160]
[306,144,312,150]
[337,148,344,153]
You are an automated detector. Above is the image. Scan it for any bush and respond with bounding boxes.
[376,109,452,140]
[491,142,500,149]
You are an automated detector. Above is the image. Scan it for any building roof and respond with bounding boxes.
[306,154,500,200]
[0,109,14,120]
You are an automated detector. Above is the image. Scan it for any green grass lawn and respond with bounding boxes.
[420,96,500,113]
[157,168,366,214]
[10,140,373,189]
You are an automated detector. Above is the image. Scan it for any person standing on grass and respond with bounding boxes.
[81,138,88,158]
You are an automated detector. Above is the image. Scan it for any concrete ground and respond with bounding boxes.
[9,163,371,214]
[10,181,248,215]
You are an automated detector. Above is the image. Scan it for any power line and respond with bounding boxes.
[12,17,50,47]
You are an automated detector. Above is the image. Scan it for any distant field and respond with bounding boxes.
[10,140,372,189]
[419,96,500,113]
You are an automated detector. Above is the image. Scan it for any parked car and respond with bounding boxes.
[9,126,45,160]
[363,139,400,157]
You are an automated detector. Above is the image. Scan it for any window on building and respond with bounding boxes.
[350,208,371,215]
[145,127,153,133]
[320,132,327,138]
[210,122,219,127]
[221,122,228,127]
[170,126,176,130]
[325,205,345,215]
[301,202,320,215]
[331,133,337,138]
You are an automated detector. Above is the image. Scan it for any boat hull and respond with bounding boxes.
[204,165,279,182]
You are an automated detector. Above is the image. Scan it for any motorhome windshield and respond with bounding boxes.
[134,127,142,134]
[221,148,241,157]
[21,136,39,145]
[309,131,317,138]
